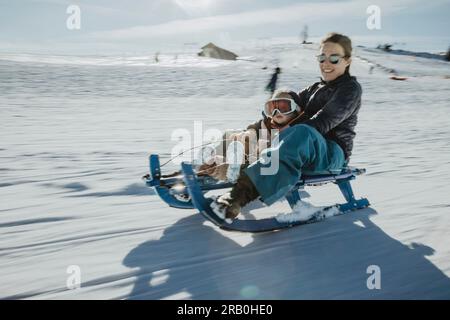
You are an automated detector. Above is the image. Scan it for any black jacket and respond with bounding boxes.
[247,72,362,160]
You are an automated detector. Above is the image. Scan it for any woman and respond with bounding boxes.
[212,33,363,221]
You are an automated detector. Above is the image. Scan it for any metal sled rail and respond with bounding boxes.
[181,162,370,233]
[144,154,369,212]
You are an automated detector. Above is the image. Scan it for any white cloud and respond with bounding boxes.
[89,0,433,42]
[174,0,214,16]
[91,1,356,40]
[3,0,446,53]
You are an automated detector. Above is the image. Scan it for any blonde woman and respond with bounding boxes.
[212,33,363,221]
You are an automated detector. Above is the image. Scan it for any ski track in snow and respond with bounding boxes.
[1,41,450,299]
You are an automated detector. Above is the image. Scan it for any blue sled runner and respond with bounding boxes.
[144,154,370,232]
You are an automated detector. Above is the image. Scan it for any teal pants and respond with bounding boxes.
[245,124,346,205]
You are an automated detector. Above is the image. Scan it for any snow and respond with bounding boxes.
[1,39,450,299]
[276,201,340,223]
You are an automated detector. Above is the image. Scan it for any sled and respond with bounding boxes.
[144,154,370,232]
[143,154,233,209]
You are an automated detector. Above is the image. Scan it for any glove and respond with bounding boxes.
[198,155,229,181]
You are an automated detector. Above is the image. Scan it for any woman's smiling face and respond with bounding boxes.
[319,42,351,82]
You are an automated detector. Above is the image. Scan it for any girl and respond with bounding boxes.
[199,89,303,181]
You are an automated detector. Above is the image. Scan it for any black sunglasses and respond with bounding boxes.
[316,54,345,64]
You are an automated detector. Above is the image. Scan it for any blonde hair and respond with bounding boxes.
[321,32,352,58]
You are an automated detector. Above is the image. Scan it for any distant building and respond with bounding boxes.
[446,47,450,61]
[198,43,238,60]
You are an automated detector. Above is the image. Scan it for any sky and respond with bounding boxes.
[0,0,449,54]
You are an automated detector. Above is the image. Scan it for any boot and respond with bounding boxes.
[211,172,259,222]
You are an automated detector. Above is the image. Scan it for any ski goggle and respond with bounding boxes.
[316,54,344,64]
[264,98,297,117]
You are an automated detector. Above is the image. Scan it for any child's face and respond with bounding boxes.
[272,111,296,126]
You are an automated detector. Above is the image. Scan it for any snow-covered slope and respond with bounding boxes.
[1,40,449,299]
